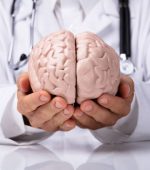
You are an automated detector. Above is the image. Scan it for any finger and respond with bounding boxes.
[30,98,69,128]
[118,75,134,101]
[17,72,31,93]
[80,100,119,126]
[73,108,103,130]
[97,94,130,116]
[59,119,76,131]
[17,90,51,115]
[40,105,74,132]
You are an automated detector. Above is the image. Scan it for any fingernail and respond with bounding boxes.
[83,104,93,112]
[55,101,64,109]
[19,84,28,93]
[99,97,108,104]
[64,109,70,116]
[40,95,49,102]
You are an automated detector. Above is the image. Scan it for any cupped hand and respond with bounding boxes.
[73,75,134,130]
[17,73,76,132]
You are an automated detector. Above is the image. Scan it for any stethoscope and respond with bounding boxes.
[8,0,135,75]
[8,0,37,70]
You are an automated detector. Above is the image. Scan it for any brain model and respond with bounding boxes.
[28,31,120,104]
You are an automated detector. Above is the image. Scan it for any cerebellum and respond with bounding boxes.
[28,30,120,104]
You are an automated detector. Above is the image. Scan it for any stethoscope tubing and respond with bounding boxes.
[8,0,135,75]
[119,0,131,59]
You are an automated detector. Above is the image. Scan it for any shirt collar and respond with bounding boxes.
[79,0,135,18]
[37,0,58,11]
[49,0,99,14]
[16,0,135,21]
[79,0,99,15]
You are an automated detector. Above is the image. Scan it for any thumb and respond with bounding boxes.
[17,72,31,93]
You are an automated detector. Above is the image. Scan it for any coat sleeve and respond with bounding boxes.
[0,2,53,145]
[0,84,53,145]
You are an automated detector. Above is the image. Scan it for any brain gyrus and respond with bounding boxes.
[28,31,120,104]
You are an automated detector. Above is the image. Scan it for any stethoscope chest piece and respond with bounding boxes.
[120,59,135,75]
[120,54,135,75]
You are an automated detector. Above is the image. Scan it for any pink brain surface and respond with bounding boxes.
[76,32,120,103]
[28,30,120,104]
[28,31,76,104]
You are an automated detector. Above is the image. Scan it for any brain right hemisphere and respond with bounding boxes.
[76,33,120,103]
[28,31,120,104]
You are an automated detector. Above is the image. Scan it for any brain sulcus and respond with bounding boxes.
[28,30,120,104]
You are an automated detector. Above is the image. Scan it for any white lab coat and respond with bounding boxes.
[0,0,150,145]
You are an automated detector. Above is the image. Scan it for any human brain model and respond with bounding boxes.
[28,31,120,104]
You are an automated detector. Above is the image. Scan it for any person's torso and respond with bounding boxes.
[0,0,149,83]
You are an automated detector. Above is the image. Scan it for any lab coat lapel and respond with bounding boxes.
[103,0,135,18]
[35,0,60,37]
[77,0,113,34]
[103,0,119,17]
[15,0,33,21]
[15,0,60,36]
[78,0,135,35]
